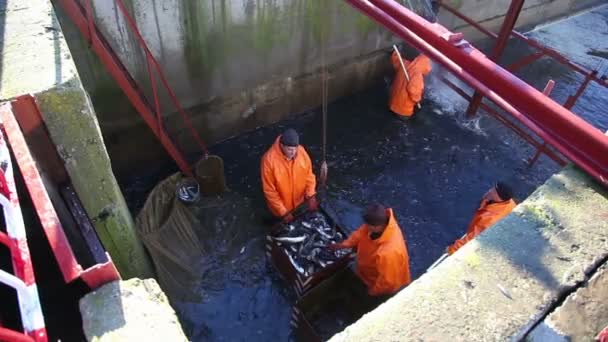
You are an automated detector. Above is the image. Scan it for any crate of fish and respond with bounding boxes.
[265,207,352,297]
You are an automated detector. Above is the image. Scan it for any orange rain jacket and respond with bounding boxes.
[261,136,316,217]
[447,199,517,254]
[389,52,433,117]
[340,208,411,296]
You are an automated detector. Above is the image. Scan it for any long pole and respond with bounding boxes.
[392,45,422,110]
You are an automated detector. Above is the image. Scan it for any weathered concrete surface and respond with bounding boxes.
[528,263,608,342]
[330,166,608,342]
[0,0,77,100]
[80,278,187,341]
[0,0,153,278]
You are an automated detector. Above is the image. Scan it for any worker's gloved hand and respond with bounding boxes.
[282,214,295,224]
[307,196,319,211]
[327,243,343,250]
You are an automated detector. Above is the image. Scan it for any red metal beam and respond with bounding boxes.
[0,327,36,342]
[439,1,608,89]
[55,0,193,176]
[0,103,83,283]
[467,0,526,116]
[347,0,608,186]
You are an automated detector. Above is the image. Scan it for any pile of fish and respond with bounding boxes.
[272,211,351,277]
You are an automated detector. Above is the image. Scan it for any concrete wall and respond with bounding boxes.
[54,0,603,175]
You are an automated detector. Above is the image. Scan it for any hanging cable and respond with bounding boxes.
[320,24,329,187]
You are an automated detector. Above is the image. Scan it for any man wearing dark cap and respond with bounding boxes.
[447,182,517,254]
[330,203,411,296]
[261,128,317,223]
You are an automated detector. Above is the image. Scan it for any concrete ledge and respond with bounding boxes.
[330,166,608,341]
[528,263,608,342]
[80,278,187,341]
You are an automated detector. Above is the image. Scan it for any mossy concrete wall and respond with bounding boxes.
[329,166,608,341]
[54,0,604,175]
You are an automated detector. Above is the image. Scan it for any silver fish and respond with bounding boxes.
[286,252,304,274]
[316,227,333,240]
[302,222,312,229]
[273,236,306,243]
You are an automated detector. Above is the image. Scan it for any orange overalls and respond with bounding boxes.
[340,209,411,296]
[260,136,316,217]
[447,199,517,254]
[389,52,432,117]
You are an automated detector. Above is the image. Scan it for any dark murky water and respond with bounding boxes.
[121,5,608,342]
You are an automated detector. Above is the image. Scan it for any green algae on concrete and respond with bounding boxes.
[35,79,154,279]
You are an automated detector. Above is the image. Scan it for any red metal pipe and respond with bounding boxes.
[349,0,607,186]
[439,1,608,89]
[467,0,525,116]
[0,327,35,342]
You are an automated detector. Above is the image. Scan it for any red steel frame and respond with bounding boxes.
[439,0,608,116]
[346,0,608,187]
[0,99,121,289]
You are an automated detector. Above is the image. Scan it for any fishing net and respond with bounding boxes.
[136,173,205,302]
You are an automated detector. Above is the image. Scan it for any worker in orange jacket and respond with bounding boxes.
[261,128,317,223]
[447,182,517,254]
[330,203,411,296]
[389,51,432,117]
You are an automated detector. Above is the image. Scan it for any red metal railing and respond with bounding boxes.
[346,0,608,187]
[57,0,210,176]
[0,107,47,342]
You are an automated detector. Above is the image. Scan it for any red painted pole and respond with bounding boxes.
[347,0,608,186]
[467,0,525,117]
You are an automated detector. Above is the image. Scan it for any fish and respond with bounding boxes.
[273,236,307,243]
[286,251,304,274]
[273,211,350,276]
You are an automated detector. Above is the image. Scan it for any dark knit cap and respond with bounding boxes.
[495,182,513,201]
[280,128,299,147]
[363,203,389,226]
